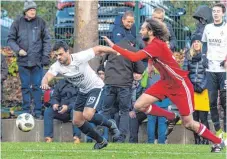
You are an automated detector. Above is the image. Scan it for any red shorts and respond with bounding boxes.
[145,78,194,116]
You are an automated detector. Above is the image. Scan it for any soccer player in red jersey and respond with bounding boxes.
[103,18,226,152]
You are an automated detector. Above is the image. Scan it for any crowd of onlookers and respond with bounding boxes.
[1,1,226,145]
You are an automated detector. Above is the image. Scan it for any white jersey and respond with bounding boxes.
[202,22,227,72]
[48,48,104,93]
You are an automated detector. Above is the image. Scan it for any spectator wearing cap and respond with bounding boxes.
[8,0,51,119]
[183,35,210,145]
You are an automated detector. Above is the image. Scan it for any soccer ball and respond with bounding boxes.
[16,113,35,132]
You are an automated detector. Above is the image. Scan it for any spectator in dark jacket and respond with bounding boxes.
[192,5,213,38]
[44,79,81,143]
[101,11,145,142]
[112,11,136,44]
[183,35,207,93]
[183,35,210,145]
[152,8,177,52]
[1,54,8,83]
[7,0,51,118]
[1,54,8,102]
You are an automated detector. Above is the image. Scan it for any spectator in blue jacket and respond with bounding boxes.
[7,0,51,119]
[44,79,81,143]
[112,11,136,44]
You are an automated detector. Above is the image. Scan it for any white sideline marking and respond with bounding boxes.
[2,149,225,155]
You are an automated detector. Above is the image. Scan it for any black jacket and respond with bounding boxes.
[166,22,177,52]
[183,52,207,93]
[103,40,145,87]
[51,79,78,112]
[7,15,51,67]
[1,54,8,82]
[192,5,213,37]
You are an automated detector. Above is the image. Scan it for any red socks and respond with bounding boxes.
[197,123,221,144]
[143,104,175,120]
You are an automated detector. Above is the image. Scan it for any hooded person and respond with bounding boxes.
[192,5,213,37]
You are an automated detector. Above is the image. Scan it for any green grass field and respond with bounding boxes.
[1,142,226,159]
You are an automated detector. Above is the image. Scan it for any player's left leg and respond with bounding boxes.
[181,115,225,152]
[134,80,177,121]
[171,78,225,152]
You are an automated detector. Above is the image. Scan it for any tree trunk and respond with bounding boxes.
[73,0,100,71]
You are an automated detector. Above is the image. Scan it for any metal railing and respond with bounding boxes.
[1,1,216,50]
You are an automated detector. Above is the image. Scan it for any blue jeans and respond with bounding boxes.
[44,107,81,138]
[147,115,167,144]
[102,85,132,140]
[18,65,43,116]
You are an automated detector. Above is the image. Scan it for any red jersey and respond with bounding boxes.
[142,38,188,82]
[113,38,189,87]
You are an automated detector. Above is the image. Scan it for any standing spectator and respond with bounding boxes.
[183,35,210,145]
[101,11,145,142]
[112,11,136,45]
[147,98,170,144]
[1,54,8,84]
[145,66,169,144]
[129,73,147,143]
[7,0,51,119]
[152,7,177,52]
[201,3,227,140]
[1,54,8,101]
[192,5,213,37]
[44,79,81,143]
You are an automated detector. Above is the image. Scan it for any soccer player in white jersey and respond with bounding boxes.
[202,3,227,152]
[41,41,120,149]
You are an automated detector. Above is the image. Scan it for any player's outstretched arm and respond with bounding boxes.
[41,72,55,90]
[102,36,148,62]
[92,45,118,56]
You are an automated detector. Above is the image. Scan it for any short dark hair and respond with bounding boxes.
[97,64,105,73]
[213,3,226,13]
[52,41,69,52]
[122,10,134,19]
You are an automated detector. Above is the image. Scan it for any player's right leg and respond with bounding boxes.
[171,78,226,152]
[181,115,225,152]
[134,80,177,121]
